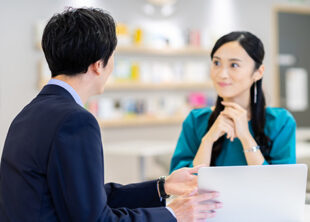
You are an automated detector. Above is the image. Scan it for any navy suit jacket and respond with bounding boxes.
[0,85,176,222]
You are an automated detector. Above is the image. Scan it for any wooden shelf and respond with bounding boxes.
[105,81,213,90]
[99,115,185,128]
[115,46,210,56]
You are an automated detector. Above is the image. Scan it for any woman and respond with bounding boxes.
[170,31,296,173]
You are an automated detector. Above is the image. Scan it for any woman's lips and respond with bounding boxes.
[218,82,231,87]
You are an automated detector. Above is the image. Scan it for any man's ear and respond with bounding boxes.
[89,60,104,76]
[253,64,264,81]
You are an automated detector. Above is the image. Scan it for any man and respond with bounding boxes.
[0,8,221,221]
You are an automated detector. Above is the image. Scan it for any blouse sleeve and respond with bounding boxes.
[169,111,201,174]
[267,112,296,165]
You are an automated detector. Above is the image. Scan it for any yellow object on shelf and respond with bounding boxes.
[130,63,140,81]
[133,28,143,45]
[116,23,131,46]
[116,23,129,36]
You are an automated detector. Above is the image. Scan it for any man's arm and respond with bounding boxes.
[47,111,175,222]
[104,180,165,209]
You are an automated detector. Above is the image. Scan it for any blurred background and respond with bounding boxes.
[1,0,310,201]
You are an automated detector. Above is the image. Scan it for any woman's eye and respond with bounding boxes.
[213,60,220,66]
[231,63,239,68]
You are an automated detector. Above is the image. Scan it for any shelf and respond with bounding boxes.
[37,79,213,91]
[98,115,185,128]
[104,81,213,90]
[115,45,210,56]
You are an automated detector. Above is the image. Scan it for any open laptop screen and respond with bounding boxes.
[198,164,308,222]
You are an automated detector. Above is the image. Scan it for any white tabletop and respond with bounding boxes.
[104,141,174,157]
[296,142,310,159]
[305,205,310,221]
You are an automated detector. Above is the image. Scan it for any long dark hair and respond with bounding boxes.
[208,31,271,166]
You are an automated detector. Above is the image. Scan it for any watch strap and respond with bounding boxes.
[158,176,170,199]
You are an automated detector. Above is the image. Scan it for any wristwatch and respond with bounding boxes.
[244,145,260,153]
[157,176,170,199]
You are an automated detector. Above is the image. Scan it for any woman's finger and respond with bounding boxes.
[221,101,244,111]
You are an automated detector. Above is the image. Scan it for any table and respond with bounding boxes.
[104,141,174,181]
[296,142,310,192]
[305,204,310,221]
[296,142,310,159]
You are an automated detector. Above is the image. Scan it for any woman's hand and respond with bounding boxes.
[221,101,251,141]
[220,101,265,165]
[203,111,236,143]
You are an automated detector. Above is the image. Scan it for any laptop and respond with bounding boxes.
[198,164,308,222]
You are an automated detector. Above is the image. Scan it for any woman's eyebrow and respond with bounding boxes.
[213,56,242,62]
[229,58,242,62]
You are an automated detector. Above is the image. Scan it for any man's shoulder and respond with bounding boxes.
[60,107,98,129]
[13,87,95,134]
[42,97,97,130]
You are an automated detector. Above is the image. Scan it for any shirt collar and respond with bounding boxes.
[47,79,83,107]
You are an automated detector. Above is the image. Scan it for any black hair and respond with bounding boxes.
[42,7,117,77]
[208,31,271,166]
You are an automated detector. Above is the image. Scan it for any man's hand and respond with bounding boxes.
[168,190,222,221]
[165,165,206,196]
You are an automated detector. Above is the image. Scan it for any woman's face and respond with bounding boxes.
[210,41,263,102]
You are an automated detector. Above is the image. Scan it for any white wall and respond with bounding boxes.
[0,0,107,156]
[1,0,310,158]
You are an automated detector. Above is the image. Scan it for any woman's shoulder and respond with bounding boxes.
[183,107,213,127]
[265,107,296,135]
[265,107,295,123]
[188,106,213,120]
[182,107,213,136]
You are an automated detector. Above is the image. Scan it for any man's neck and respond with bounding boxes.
[53,75,90,104]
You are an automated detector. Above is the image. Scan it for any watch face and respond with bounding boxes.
[163,194,170,199]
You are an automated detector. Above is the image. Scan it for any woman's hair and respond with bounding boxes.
[208,31,271,166]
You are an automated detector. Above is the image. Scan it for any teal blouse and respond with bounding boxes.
[170,107,296,173]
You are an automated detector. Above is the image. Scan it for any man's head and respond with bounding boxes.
[42,8,117,77]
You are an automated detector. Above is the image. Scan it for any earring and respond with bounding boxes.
[254,81,257,104]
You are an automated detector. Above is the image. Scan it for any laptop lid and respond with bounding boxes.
[198,164,308,222]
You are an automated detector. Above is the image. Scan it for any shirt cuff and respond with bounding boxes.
[166,206,176,218]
